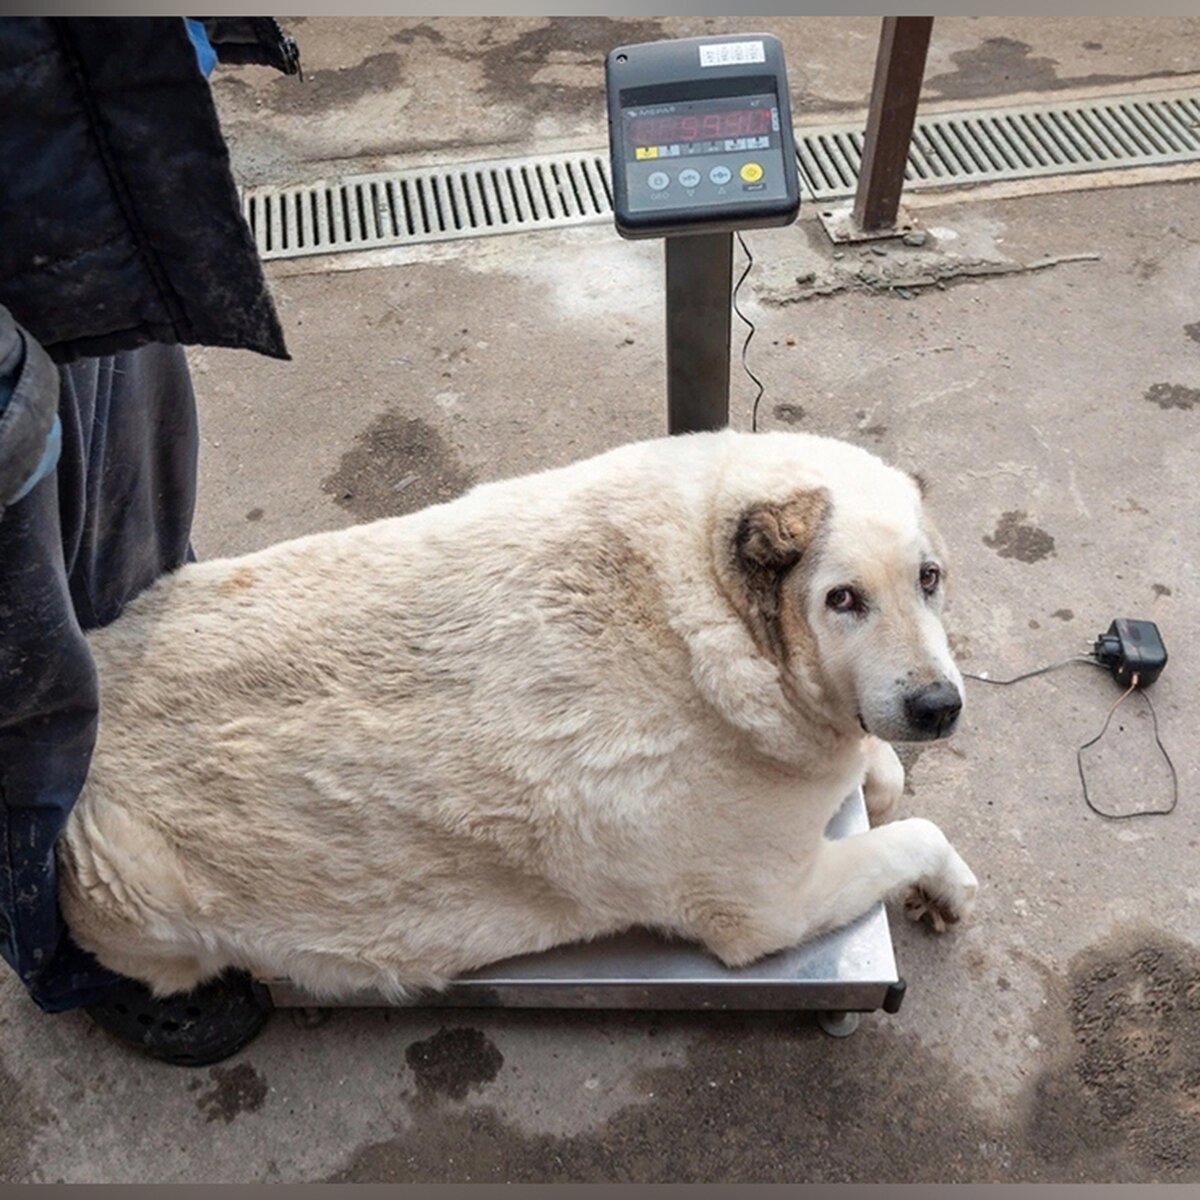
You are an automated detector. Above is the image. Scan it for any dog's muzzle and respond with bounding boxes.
[903,681,962,739]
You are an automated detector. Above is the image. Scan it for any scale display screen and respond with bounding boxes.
[629,104,774,147]
[619,92,789,218]
[606,36,800,238]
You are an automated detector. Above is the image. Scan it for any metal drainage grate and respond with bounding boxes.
[243,90,1200,259]
[797,88,1200,202]
[243,150,613,260]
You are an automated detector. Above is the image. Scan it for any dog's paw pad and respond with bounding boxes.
[904,886,960,933]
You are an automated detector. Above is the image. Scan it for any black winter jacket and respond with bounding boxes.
[0,17,298,364]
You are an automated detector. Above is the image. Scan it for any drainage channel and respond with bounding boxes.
[242,88,1200,261]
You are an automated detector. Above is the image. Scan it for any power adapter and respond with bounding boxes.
[1091,619,1168,688]
[963,616,1176,818]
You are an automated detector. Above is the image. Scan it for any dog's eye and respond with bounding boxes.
[920,563,941,594]
[826,586,862,614]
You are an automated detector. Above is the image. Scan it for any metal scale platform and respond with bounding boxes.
[268,35,905,1036]
[266,791,905,1035]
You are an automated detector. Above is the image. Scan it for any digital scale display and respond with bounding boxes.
[620,93,789,218]
[624,93,779,161]
[606,35,800,238]
[630,105,773,147]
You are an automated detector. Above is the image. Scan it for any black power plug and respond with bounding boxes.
[1092,619,1168,688]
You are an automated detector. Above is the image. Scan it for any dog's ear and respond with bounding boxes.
[734,489,830,577]
[729,489,830,663]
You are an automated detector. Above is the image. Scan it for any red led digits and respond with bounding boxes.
[631,107,772,148]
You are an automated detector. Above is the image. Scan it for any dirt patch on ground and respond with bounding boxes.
[257,52,405,115]
[323,929,1200,1183]
[1027,932,1200,1179]
[983,511,1056,563]
[925,36,1188,101]
[478,17,666,111]
[323,412,475,521]
[192,1063,270,1125]
[1145,383,1199,411]
[405,1027,505,1102]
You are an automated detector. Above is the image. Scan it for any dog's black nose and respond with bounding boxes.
[904,682,962,737]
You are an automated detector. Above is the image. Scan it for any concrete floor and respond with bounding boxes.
[4,16,1200,1184]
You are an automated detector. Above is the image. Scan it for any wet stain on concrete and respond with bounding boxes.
[928,37,1064,98]
[405,1027,504,1102]
[194,1063,269,1125]
[984,511,1056,563]
[1027,931,1200,1179]
[324,929,1200,1183]
[323,413,475,521]
[1052,608,1075,621]
[479,17,666,110]
[926,36,1188,101]
[1184,322,1200,345]
[1153,584,1173,598]
[245,507,264,523]
[0,1057,50,1183]
[1145,383,1199,411]
[261,53,405,115]
[336,1011,1006,1182]
[391,23,447,45]
[773,403,806,425]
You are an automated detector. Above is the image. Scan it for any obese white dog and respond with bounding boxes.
[58,429,977,1000]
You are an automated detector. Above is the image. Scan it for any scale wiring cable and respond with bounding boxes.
[963,654,1177,819]
[733,231,766,432]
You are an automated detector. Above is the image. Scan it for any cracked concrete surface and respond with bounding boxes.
[3,15,1200,1184]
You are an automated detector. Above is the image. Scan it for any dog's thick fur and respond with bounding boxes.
[58,430,977,999]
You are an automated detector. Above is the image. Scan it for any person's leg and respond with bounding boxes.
[1,344,270,1060]
[0,355,116,1010]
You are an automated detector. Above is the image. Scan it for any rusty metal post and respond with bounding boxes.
[852,17,933,233]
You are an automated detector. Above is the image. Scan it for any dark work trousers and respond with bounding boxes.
[0,344,198,1012]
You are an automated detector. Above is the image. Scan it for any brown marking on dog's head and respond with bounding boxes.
[730,488,831,663]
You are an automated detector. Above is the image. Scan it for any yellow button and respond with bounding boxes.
[740,162,764,182]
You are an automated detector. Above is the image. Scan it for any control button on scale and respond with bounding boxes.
[677,168,701,188]
[708,165,732,185]
[647,170,670,191]
[740,162,764,182]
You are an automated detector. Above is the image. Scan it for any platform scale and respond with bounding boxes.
[266,34,905,1036]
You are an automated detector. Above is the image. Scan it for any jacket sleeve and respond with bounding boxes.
[0,305,59,517]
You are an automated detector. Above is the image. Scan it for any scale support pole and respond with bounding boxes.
[852,16,934,234]
[665,233,732,435]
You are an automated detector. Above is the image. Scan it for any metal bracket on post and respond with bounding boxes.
[817,16,933,245]
[665,233,732,435]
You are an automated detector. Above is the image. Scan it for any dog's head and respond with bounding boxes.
[719,433,962,744]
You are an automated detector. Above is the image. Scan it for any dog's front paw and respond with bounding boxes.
[905,848,978,933]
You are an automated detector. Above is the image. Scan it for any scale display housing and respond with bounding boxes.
[606,34,801,240]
